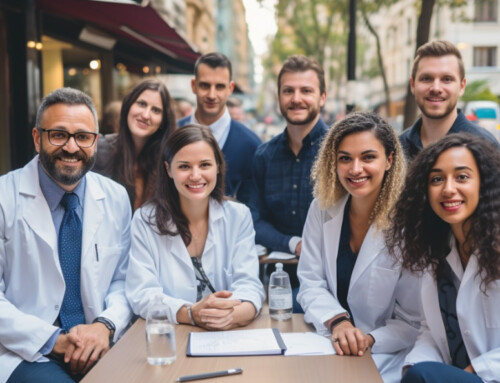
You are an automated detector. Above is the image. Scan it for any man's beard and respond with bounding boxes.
[418,96,457,120]
[280,104,319,126]
[39,142,96,186]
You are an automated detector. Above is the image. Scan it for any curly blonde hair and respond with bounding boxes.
[312,112,406,230]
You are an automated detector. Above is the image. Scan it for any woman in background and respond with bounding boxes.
[95,79,176,209]
[298,112,420,383]
[387,133,500,383]
[126,125,264,329]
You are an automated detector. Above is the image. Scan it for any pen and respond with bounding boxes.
[176,368,243,382]
[95,244,99,262]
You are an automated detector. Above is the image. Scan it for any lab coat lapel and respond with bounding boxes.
[323,195,348,297]
[19,158,57,251]
[349,226,384,288]
[81,174,105,261]
[169,234,194,270]
[422,272,451,363]
[204,199,223,255]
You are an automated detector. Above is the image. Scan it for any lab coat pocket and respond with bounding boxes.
[96,246,123,287]
[224,267,233,289]
[482,285,500,328]
[368,266,399,310]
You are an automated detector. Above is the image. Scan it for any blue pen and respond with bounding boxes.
[176,368,243,382]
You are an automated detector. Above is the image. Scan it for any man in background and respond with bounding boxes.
[400,40,499,161]
[178,52,261,205]
[251,55,328,311]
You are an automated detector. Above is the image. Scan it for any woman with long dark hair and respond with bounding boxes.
[297,112,420,383]
[387,133,500,382]
[125,125,264,329]
[95,79,176,209]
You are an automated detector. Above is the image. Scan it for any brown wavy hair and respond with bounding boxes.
[145,124,226,246]
[110,79,176,206]
[312,111,405,230]
[386,133,500,290]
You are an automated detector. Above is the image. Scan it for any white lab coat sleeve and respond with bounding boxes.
[126,211,190,323]
[98,190,133,340]
[404,319,445,366]
[0,199,58,361]
[370,269,421,354]
[226,206,264,313]
[471,347,500,381]
[297,199,347,335]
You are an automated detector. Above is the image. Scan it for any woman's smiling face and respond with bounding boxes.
[428,146,480,234]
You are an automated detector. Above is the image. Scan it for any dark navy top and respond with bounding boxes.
[337,198,357,320]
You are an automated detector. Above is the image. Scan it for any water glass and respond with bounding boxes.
[145,298,176,365]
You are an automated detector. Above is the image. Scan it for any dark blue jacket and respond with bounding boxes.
[399,109,500,162]
[178,116,261,205]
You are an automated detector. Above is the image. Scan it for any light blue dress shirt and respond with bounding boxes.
[37,161,86,355]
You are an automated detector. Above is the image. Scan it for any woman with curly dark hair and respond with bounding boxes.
[297,112,421,383]
[94,79,176,210]
[387,133,500,383]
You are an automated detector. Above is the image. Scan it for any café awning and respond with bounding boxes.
[35,0,199,73]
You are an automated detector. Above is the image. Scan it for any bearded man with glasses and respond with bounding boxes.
[0,87,132,383]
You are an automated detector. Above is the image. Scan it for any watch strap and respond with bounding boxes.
[329,314,352,332]
[93,317,116,338]
[186,305,196,326]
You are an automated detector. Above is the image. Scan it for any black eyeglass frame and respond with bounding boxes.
[38,128,98,148]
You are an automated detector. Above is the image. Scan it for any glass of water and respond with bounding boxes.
[145,297,176,365]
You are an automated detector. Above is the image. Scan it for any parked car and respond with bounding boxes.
[464,100,500,141]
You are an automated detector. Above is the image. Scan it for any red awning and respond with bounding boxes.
[35,0,199,65]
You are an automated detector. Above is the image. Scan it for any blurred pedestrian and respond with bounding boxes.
[100,100,121,134]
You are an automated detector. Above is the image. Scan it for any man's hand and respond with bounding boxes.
[52,332,83,362]
[331,321,371,356]
[65,322,112,375]
[191,290,242,330]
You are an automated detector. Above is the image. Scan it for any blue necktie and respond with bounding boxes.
[58,193,85,331]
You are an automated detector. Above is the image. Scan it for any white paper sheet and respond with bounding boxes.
[188,328,283,356]
[266,251,296,261]
[282,332,336,356]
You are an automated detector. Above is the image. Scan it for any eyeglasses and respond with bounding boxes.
[38,128,98,148]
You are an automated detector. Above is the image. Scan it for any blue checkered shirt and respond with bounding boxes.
[251,118,328,252]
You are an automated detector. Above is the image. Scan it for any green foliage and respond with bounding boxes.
[462,80,500,103]
[263,0,348,81]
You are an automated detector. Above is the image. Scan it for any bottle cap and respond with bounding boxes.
[276,263,283,271]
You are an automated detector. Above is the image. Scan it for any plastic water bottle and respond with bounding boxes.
[268,263,292,320]
[145,296,176,365]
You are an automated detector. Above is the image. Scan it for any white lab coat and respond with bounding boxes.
[126,199,265,322]
[404,240,500,383]
[297,196,421,383]
[0,157,133,383]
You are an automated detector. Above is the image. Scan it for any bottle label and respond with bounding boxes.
[269,294,292,310]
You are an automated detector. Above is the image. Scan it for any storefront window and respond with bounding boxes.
[41,35,103,116]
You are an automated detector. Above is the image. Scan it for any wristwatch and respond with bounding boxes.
[329,313,352,332]
[186,305,196,326]
[93,317,116,341]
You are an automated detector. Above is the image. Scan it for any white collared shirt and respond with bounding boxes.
[190,108,231,149]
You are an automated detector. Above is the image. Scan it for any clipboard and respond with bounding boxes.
[186,328,287,356]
